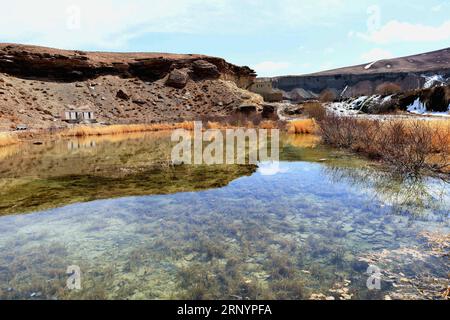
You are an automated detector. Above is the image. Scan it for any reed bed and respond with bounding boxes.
[61,120,282,138]
[61,122,196,137]
[206,120,278,130]
[0,132,20,148]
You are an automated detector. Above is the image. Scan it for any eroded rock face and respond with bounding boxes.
[0,44,256,87]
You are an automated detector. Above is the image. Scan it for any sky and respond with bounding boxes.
[1,0,450,77]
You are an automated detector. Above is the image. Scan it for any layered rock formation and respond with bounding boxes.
[272,48,450,100]
[0,44,260,130]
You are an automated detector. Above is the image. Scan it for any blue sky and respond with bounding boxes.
[1,0,450,76]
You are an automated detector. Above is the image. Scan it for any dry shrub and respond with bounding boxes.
[303,102,327,121]
[319,89,337,102]
[318,116,450,174]
[287,119,318,134]
[0,132,20,148]
[376,82,402,95]
[318,116,359,148]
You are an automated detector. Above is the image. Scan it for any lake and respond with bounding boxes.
[0,132,448,300]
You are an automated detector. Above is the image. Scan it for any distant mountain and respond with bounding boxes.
[310,48,450,75]
[271,48,450,100]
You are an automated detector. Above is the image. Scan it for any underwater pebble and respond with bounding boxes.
[359,228,375,235]
[342,224,354,233]
[301,270,311,274]
[184,253,195,261]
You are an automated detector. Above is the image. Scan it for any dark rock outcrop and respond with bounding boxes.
[116,89,130,100]
[166,69,189,88]
[261,104,277,119]
[191,60,220,79]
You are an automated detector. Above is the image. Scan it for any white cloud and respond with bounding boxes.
[0,0,205,49]
[324,47,335,55]
[0,0,346,50]
[356,20,450,44]
[431,5,442,12]
[360,48,394,62]
[253,61,291,76]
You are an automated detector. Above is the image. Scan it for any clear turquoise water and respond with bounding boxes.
[0,134,448,300]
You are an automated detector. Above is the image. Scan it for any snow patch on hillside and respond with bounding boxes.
[364,61,377,70]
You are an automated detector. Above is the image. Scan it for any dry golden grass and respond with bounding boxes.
[59,120,283,138]
[0,132,20,148]
[287,119,318,134]
[206,121,223,130]
[67,130,174,146]
[206,120,278,130]
[61,122,195,137]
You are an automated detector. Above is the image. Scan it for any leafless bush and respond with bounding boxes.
[318,115,450,175]
[318,116,359,148]
[319,89,337,103]
[375,82,402,95]
[303,102,327,121]
[380,121,431,174]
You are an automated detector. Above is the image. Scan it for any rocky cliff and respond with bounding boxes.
[272,48,450,100]
[0,44,260,130]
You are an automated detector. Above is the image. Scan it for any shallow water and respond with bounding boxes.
[0,132,448,300]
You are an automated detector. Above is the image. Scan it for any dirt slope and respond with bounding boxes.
[0,44,260,131]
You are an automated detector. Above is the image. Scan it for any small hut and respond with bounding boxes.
[61,105,96,124]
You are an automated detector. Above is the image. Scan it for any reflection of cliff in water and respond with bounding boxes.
[0,132,257,216]
[323,165,449,219]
